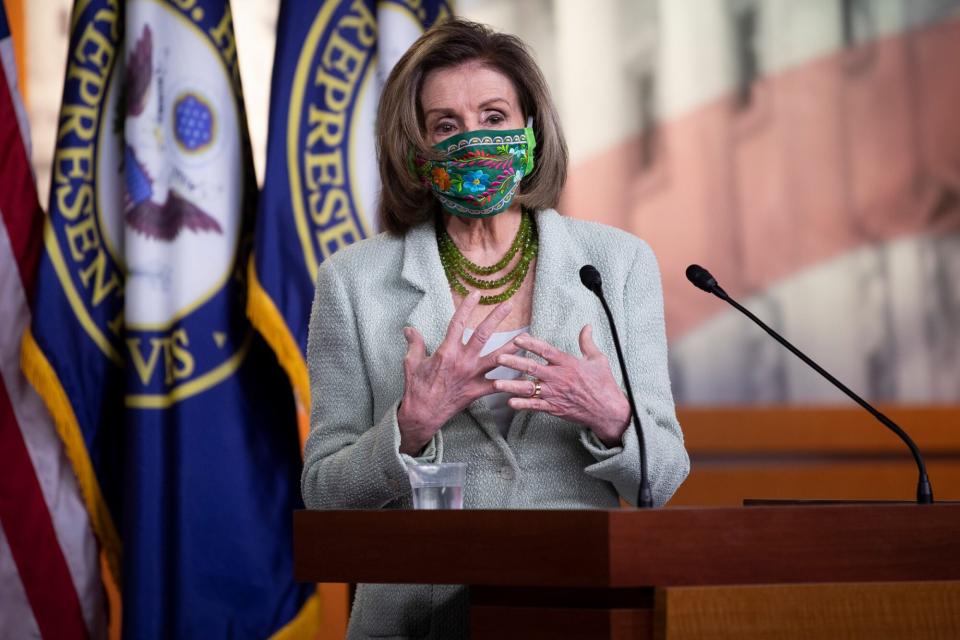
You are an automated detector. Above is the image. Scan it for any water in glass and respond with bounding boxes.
[411,485,463,510]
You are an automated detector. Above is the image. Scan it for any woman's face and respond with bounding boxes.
[420,60,525,146]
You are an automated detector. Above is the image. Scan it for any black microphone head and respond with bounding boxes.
[579,265,602,294]
[686,264,720,294]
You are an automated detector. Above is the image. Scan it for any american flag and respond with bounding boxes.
[0,5,105,637]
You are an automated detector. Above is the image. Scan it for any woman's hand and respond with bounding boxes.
[397,291,518,455]
[493,325,631,447]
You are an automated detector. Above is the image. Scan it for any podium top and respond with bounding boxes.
[293,503,960,587]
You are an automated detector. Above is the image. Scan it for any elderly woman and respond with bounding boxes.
[302,18,689,640]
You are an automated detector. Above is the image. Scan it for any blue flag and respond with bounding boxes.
[22,1,316,637]
[249,0,452,429]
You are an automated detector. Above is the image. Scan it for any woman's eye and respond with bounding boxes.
[435,122,456,134]
[486,113,504,125]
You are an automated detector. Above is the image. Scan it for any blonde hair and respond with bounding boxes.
[376,18,569,235]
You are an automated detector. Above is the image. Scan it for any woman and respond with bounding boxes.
[302,18,689,639]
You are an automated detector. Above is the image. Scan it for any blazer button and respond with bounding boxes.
[499,467,514,481]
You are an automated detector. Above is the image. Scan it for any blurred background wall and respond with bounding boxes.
[466,0,960,407]
[21,0,960,406]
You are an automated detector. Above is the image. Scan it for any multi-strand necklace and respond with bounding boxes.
[437,211,539,305]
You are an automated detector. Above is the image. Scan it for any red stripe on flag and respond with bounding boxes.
[0,57,43,300]
[0,377,90,640]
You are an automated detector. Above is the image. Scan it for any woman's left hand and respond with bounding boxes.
[493,325,631,447]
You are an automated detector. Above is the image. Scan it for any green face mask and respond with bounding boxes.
[413,124,537,218]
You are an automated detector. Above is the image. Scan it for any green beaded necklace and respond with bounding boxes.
[437,211,539,305]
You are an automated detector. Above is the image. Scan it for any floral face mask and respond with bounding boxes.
[413,122,536,219]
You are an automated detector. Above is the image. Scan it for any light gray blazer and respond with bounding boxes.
[302,209,689,639]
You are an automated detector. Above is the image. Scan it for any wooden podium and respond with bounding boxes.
[293,505,960,639]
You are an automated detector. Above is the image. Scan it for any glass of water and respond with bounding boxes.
[406,462,466,509]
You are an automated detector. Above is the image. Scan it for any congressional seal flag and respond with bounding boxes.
[21,0,317,637]
[248,0,452,437]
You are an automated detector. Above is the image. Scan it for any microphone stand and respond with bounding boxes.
[581,266,653,508]
[688,266,933,504]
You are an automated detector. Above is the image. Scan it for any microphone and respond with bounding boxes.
[579,265,653,508]
[685,264,727,298]
[685,264,934,504]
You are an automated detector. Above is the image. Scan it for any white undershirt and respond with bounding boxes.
[462,326,529,437]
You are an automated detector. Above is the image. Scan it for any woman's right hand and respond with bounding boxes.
[397,291,518,455]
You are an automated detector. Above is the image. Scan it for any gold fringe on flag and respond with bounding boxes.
[246,256,312,448]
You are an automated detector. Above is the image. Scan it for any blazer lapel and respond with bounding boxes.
[401,221,454,356]
[401,221,504,440]
[507,210,600,439]
[529,210,596,361]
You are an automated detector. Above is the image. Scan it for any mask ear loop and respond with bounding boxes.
[526,116,533,128]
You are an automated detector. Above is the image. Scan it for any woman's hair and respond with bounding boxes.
[376,18,569,235]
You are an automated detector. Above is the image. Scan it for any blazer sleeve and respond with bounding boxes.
[301,260,440,510]
[578,241,690,506]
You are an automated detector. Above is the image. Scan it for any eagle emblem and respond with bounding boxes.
[123,24,223,241]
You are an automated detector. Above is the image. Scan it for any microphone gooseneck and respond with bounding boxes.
[579,265,653,508]
[685,264,934,505]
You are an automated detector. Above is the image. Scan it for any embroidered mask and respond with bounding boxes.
[413,124,536,219]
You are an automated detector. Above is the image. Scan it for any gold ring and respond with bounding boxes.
[531,381,542,399]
